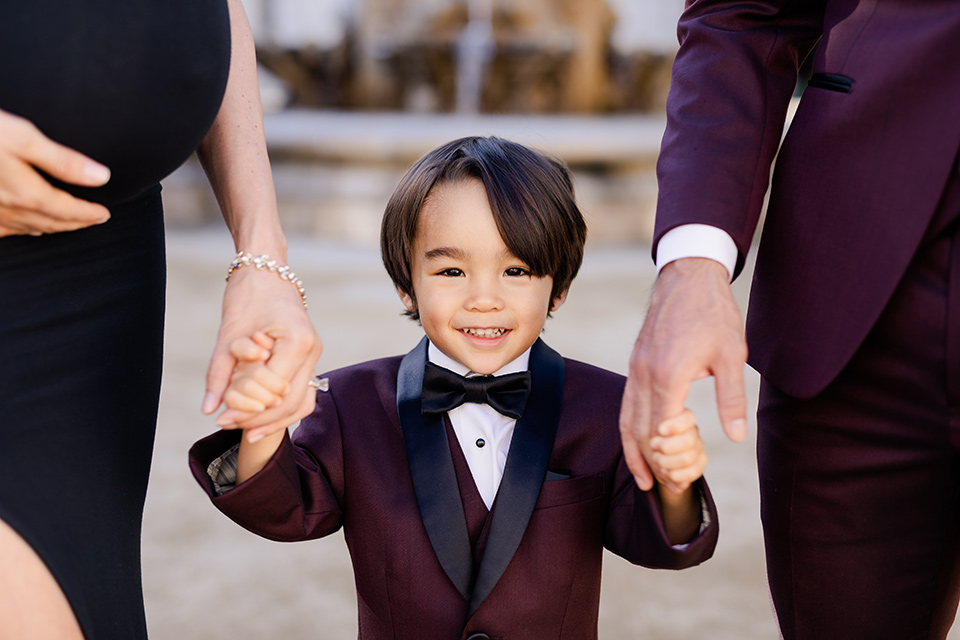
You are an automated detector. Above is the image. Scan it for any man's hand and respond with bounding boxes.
[619,258,748,492]
[0,109,111,237]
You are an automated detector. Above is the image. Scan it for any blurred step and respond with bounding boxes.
[162,110,664,247]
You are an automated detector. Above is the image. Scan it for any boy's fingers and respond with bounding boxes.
[229,336,271,361]
[663,458,708,486]
[656,408,697,437]
[244,389,317,443]
[227,360,317,431]
[249,331,276,351]
[222,388,266,413]
[228,375,284,407]
[242,362,290,397]
[650,431,701,456]
[653,447,702,470]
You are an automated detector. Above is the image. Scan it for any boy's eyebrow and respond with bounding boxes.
[422,246,466,261]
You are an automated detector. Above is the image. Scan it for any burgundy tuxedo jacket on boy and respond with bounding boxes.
[190,338,718,640]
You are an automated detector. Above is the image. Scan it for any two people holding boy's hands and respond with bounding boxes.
[218,174,711,531]
[221,330,712,508]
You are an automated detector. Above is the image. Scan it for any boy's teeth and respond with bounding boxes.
[464,328,505,338]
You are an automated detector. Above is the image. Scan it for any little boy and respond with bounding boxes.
[190,136,718,640]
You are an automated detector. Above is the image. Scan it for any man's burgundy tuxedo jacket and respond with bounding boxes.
[654,0,960,397]
[190,339,718,640]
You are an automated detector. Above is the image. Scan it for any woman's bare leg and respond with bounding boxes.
[0,518,84,640]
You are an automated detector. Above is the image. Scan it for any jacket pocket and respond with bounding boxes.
[534,472,603,509]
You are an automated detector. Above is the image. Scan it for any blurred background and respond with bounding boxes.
[145,1,779,638]
[162,0,690,248]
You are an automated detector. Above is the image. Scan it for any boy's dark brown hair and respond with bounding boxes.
[380,136,587,320]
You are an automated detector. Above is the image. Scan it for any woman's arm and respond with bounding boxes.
[197,0,322,440]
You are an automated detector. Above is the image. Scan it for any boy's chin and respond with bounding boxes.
[459,352,519,375]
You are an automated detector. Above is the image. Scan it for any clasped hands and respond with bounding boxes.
[204,262,322,443]
[620,258,749,496]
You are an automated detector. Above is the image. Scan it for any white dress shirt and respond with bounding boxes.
[428,342,531,509]
[655,223,738,281]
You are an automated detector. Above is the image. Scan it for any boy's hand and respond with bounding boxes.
[648,409,707,494]
[218,332,310,443]
[221,332,289,413]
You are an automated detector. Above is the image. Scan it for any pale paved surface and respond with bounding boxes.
[143,226,775,639]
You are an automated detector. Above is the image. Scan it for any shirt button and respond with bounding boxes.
[475,438,486,448]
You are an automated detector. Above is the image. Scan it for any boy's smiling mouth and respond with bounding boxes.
[461,327,508,338]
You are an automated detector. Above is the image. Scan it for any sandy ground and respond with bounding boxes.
[142,225,778,639]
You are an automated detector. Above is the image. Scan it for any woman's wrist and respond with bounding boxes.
[226,251,307,308]
[230,221,287,260]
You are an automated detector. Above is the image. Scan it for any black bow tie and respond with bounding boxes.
[421,362,531,419]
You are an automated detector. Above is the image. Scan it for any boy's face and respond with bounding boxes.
[399,179,564,375]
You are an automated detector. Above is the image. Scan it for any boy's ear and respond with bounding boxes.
[398,287,416,312]
[550,290,568,313]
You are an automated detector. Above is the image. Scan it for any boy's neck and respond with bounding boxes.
[426,340,532,377]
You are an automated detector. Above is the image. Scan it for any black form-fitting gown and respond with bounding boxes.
[0,2,230,637]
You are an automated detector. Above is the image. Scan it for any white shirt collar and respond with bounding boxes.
[426,340,531,377]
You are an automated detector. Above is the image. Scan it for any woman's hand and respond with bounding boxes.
[0,109,111,237]
[203,264,322,441]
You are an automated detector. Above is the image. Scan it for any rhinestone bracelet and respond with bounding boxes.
[226,251,308,309]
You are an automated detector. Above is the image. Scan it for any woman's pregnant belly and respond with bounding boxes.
[0,0,231,206]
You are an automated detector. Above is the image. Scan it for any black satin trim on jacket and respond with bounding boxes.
[807,72,854,93]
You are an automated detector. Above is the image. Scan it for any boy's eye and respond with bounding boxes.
[505,267,530,277]
[438,268,463,277]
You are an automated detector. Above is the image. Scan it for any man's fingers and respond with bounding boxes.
[714,358,749,443]
[618,374,656,490]
[622,440,655,491]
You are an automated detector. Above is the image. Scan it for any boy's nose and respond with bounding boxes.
[465,277,503,311]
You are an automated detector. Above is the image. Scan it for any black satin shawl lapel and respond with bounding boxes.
[468,338,564,617]
[397,337,473,600]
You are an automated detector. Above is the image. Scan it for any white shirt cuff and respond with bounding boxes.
[655,224,738,282]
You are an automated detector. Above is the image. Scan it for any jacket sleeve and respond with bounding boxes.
[188,391,346,543]
[653,0,827,278]
[603,454,719,570]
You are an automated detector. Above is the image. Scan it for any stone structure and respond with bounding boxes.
[241,0,683,113]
